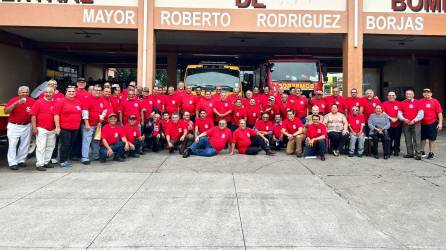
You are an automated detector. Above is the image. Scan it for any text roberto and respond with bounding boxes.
[83,9,136,25]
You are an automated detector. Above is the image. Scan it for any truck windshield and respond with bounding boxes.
[270,62,320,83]
[184,68,240,90]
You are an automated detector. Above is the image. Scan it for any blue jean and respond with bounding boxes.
[349,134,365,155]
[82,125,99,162]
[100,140,124,160]
[189,137,217,157]
[129,139,143,155]
[304,139,326,157]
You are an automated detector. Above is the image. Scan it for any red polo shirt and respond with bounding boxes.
[231,106,246,125]
[198,98,215,120]
[110,95,121,114]
[306,123,327,140]
[101,124,124,145]
[400,99,421,123]
[286,96,308,118]
[141,97,153,117]
[232,128,257,154]
[75,89,90,101]
[196,117,214,134]
[152,94,165,112]
[160,119,171,133]
[282,118,303,134]
[325,95,346,114]
[347,114,365,133]
[311,98,327,114]
[53,97,82,130]
[254,120,274,132]
[206,126,232,153]
[164,95,180,115]
[273,122,283,139]
[346,97,364,114]
[166,120,187,141]
[120,99,141,124]
[183,119,195,132]
[245,104,261,126]
[30,98,55,131]
[382,101,401,128]
[213,100,232,121]
[123,123,141,144]
[362,97,382,121]
[6,97,35,124]
[181,94,197,114]
[419,98,442,125]
[82,96,106,126]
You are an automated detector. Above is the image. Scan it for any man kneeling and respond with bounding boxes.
[100,114,129,162]
[183,119,232,158]
[231,119,274,155]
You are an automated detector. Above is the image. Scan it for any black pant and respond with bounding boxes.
[328,132,348,151]
[371,132,390,156]
[59,129,79,163]
[245,135,270,155]
[146,136,164,152]
[71,128,82,159]
[388,125,402,154]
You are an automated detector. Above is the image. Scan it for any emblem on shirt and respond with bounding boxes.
[76,106,81,110]
[253,113,256,117]
[409,104,414,109]
[266,126,269,130]
[157,100,161,104]
[178,128,183,132]
[172,101,176,104]
[426,104,431,108]
[236,112,240,116]
[292,125,296,129]
[209,104,213,107]
[134,103,139,108]
[394,106,399,110]
[336,101,339,105]
[317,129,321,134]
[356,102,359,106]
[100,103,104,108]
[321,104,325,108]
[26,107,31,113]
[224,103,228,107]
[205,124,209,129]
[114,133,118,138]
[149,101,153,105]
[300,101,304,105]
[222,134,226,138]
[247,132,250,137]
[133,132,137,137]
[189,101,193,105]
[372,103,376,107]
[356,120,359,124]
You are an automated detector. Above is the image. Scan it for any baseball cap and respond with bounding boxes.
[108,113,118,118]
[77,77,86,82]
[423,88,432,93]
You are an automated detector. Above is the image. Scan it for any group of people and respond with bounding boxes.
[4,78,443,171]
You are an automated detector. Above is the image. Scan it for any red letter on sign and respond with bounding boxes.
[252,0,266,8]
[236,0,251,8]
[392,0,407,11]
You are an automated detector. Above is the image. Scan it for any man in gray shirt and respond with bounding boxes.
[368,105,391,159]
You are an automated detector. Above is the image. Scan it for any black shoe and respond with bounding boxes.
[384,155,389,160]
[427,152,434,159]
[404,154,414,159]
[100,158,106,163]
[82,161,91,165]
[129,154,140,158]
[374,155,379,159]
[393,152,399,157]
[10,165,19,171]
[169,148,174,154]
[182,148,191,158]
[415,155,422,160]
[138,151,145,155]
[44,163,54,169]
[349,154,354,157]
[18,162,26,168]
[36,166,47,171]
[113,157,125,162]
[70,157,80,162]
[266,150,275,156]
[420,151,426,157]
[357,154,363,158]
[320,155,326,161]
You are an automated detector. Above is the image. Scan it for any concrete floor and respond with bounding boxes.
[0,133,445,249]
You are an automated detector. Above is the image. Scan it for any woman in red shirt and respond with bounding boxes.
[53,86,82,168]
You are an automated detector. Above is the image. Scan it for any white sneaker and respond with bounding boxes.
[51,159,58,164]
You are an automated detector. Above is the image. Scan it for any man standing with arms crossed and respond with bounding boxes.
[419,88,443,159]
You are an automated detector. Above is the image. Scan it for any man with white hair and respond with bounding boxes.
[38,80,64,101]
[31,87,56,171]
[5,86,35,170]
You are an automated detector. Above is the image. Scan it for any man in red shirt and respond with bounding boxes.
[230,99,246,131]
[398,89,424,160]
[195,109,214,136]
[81,85,107,165]
[197,90,215,120]
[245,98,261,128]
[124,115,144,157]
[212,86,223,101]
[31,87,57,171]
[181,111,196,153]
[5,86,35,170]
[174,81,186,100]
[213,92,232,124]
[151,86,165,112]
[345,88,364,115]
[347,106,365,157]
[53,86,82,168]
[227,87,242,105]
[231,119,273,155]
[164,86,180,116]
[254,113,274,144]
[286,88,308,124]
[362,89,382,135]
[75,78,90,101]
[183,119,232,158]
[181,86,197,119]
[166,113,188,154]
[100,113,129,162]
[262,96,281,121]
[304,115,327,161]
[38,80,64,101]
[272,114,284,150]
[310,90,327,115]
[119,89,143,126]
[144,113,164,152]
[282,110,305,157]
[382,91,402,156]
[419,88,443,159]
[325,87,346,114]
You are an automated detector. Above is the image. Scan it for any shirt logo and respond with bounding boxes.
[292,125,296,129]
[205,124,209,129]
[157,100,161,104]
[247,132,250,137]
[149,101,153,105]
[114,133,118,138]
[321,104,325,108]
[236,112,240,116]
[178,128,182,132]
[100,103,104,108]
[372,103,376,107]
[300,101,304,105]
[356,102,359,106]
[26,107,31,113]
[224,103,228,107]
[189,101,193,105]
[76,106,81,111]
[133,132,137,137]
[172,101,176,104]
[209,103,213,107]
[409,104,414,109]
[356,120,360,124]
[336,101,339,105]
[253,113,256,117]
[426,104,431,108]
[222,134,226,139]
[317,129,321,134]
[266,126,269,130]
[394,106,399,110]
[134,103,139,108]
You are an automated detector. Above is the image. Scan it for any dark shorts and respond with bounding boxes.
[421,122,438,141]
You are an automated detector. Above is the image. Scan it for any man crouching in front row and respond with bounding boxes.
[100,113,130,162]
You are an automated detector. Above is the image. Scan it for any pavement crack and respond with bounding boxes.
[231,173,247,250]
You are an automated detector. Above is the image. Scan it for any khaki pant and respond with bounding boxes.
[286,135,305,155]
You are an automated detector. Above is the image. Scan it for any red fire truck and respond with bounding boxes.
[257,58,326,96]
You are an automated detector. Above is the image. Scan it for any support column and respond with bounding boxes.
[137,0,156,89]
[430,58,445,108]
[167,52,177,87]
[343,0,364,96]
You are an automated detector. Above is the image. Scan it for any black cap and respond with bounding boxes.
[77,77,86,82]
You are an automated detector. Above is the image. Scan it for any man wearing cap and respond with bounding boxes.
[183,119,232,158]
[124,114,144,157]
[165,113,188,154]
[38,80,64,101]
[262,96,281,121]
[282,110,305,157]
[31,87,56,171]
[100,113,129,162]
[81,85,107,165]
[398,88,424,160]
[5,86,35,170]
[382,91,402,156]
[310,91,327,115]
[419,88,443,159]
[286,88,308,124]
[75,78,90,101]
